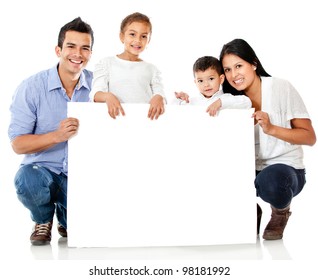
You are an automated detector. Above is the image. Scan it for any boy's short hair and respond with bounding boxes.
[193,56,223,76]
[58,17,94,49]
[120,12,152,34]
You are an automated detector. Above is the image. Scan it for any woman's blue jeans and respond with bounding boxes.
[14,164,67,229]
[255,163,306,209]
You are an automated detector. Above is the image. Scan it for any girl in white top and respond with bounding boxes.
[90,12,165,120]
[220,38,316,240]
[173,56,251,116]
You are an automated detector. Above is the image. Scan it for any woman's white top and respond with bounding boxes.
[90,56,165,103]
[255,76,310,170]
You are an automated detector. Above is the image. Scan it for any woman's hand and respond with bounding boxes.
[253,111,273,134]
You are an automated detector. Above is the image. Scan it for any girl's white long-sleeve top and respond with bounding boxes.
[90,56,165,103]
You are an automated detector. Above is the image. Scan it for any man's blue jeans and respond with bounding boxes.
[255,163,306,209]
[14,164,67,229]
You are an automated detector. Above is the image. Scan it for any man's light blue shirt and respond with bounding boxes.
[8,64,92,175]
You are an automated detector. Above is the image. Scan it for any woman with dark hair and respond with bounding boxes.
[220,38,316,240]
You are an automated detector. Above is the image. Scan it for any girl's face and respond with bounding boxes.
[120,21,151,58]
[222,54,257,92]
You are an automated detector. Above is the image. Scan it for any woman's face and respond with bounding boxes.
[222,54,257,92]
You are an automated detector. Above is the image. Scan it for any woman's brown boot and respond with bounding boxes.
[262,205,291,240]
[257,204,262,235]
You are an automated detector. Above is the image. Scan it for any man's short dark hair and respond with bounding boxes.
[58,17,94,49]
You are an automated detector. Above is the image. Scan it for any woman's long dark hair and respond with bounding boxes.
[219,39,271,95]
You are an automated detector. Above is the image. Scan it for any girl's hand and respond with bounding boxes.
[104,92,125,119]
[148,94,165,120]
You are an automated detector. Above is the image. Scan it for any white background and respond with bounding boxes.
[1,0,317,279]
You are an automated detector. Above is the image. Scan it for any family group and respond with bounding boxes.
[8,13,316,245]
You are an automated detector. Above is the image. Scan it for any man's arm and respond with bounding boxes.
[11,117,79,154]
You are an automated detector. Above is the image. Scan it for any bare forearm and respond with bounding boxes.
[94,91,108,102]
[267,126,316,146]
[254,113,316,146]
[11,117,79,154]
[11,132,60,154]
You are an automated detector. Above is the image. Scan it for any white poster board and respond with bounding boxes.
[68,103,256,247]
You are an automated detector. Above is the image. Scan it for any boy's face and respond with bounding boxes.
[194,68,225,98]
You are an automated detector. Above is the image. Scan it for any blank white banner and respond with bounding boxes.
[67,103,256,247]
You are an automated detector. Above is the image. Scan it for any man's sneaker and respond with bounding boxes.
[30,221,52,245]
[57,223,67,238]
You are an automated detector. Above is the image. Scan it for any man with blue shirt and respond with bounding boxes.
[8,17,94,245]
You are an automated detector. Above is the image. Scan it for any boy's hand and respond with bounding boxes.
[174,91,190,103]
[206,99,222,116]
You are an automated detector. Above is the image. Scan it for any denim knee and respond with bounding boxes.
[255,164,305,209]
[14,164,55,223]
[14,164,52,195]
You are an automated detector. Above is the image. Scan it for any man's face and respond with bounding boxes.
[55,30,92,76]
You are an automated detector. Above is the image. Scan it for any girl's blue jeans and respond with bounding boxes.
[14,164,67,229]
[255,163,306,209]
